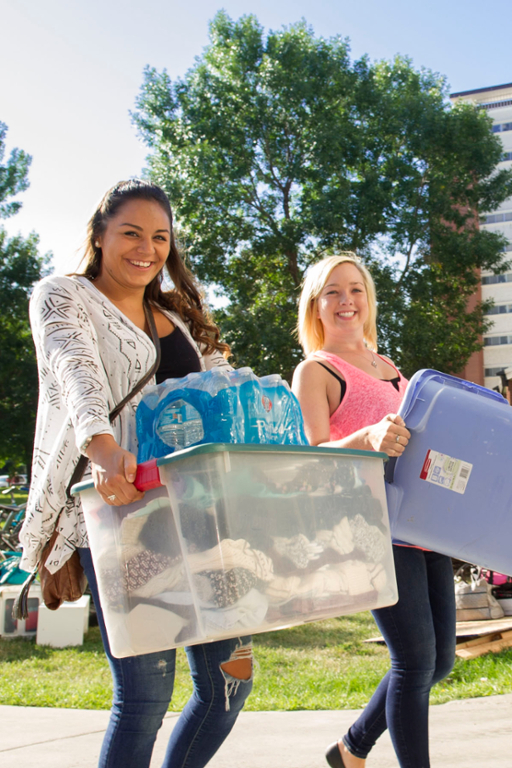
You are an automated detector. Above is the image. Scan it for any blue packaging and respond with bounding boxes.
[232,368,273,444]
[136,372,213,462]
[260,374,308,445]
[137,367,308,462]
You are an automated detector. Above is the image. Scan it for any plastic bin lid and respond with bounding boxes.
[71,442,388,496]
[398,368,507,422]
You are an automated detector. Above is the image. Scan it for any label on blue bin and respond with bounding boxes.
[419,450,473,494]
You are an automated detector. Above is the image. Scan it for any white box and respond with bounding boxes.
[0,584,41,637]
[36,595,90,647]
[497,597,512,616]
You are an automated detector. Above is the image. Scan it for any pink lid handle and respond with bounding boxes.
[135,459,162,491]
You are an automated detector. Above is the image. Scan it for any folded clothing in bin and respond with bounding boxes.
[74,444,397,658]
[386,369,512,574]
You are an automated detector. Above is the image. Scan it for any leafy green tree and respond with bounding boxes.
[0,123,51,471]
[133,12,512,379]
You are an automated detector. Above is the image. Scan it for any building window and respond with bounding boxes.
[480,99,512,110]
[485,303,512,315]
[485,366,509,377]
[484,335,512,346]
[502,152,512,162]
[492,122,512,133]
[485,211,512,224]
[482,272,512,285]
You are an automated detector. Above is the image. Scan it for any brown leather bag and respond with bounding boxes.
[13,303,161,620]
[38,529,88,610]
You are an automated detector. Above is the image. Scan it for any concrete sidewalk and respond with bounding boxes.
[1,694,511,767]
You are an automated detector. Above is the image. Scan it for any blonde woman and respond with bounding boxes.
[292,254,455,768]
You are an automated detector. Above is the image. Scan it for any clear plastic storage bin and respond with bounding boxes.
[74,444,397,658]
[386,369,512,574]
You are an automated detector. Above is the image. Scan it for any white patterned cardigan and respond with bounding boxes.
[20,275,232,574]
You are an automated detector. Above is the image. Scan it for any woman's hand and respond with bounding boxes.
[365,414,411,456]
[86,434,144,506]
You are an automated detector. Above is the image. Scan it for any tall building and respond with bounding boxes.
[450,83,512,392]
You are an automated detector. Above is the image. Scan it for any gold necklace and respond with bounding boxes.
[338,348,378,368]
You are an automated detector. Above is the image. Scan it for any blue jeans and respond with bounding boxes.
[79,548,253,768]
[343,546,456,768]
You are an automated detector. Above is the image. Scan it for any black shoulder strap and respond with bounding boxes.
[316,361,345,386]
[65,302,161,498]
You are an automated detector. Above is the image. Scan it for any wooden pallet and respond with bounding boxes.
[455,617,512,659]
[365,617,512,659]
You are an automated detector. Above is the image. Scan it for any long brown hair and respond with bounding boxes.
[79,179,229,356]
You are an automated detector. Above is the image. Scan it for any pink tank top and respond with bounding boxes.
[314,352,419,549]
[312,350,409,440]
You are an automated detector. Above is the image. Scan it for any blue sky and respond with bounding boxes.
[2,0,512,273]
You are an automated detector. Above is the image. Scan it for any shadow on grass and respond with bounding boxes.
[0,626,105,664]
[253,613,379,650]
[1,615,379,661]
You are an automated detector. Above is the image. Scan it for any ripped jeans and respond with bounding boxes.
[78,548,253,768]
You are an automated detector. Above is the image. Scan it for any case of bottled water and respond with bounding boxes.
[136,367,308,462]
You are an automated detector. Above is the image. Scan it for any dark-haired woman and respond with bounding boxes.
[20,180,253,768]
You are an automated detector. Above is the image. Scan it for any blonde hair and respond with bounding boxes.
[297,253,378,355]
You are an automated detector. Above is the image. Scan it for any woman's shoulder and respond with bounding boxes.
[157,305,181,323]
[30,274,81,304]
[294,356,316,374]
[30,276,106,326]
[31,273,87,298]
[302,351,349,377]
[293,356,332,385]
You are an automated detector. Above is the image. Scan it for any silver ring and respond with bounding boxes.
[395,435,400,444]
[107,494,116,502]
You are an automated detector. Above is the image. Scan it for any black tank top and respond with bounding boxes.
[156,326,201,384]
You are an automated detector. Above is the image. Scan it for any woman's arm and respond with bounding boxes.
[85,435,143,506]
[292,358,410,456]
[202,347,233,371]
[292,359,333,445]
[30,278,116,451]
[30,278,143,505]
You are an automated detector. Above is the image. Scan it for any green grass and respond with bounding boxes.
[1,489,28,507]
[1,612,511,710]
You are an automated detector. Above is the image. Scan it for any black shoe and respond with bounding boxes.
[325,742,346,768]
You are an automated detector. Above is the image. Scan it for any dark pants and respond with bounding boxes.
[343,546,456,768]
[79,547,253,768]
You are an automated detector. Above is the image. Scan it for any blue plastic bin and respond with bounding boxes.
[385,369,512,574]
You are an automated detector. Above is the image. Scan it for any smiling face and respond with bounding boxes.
[316,262,369,340]
[95,199,171,296]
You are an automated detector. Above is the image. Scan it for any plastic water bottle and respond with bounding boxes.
[137,372,214,462]
[260,374,309,445]
[231,368,272,444]
[208,370,245,444]
[155,398,204,451]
